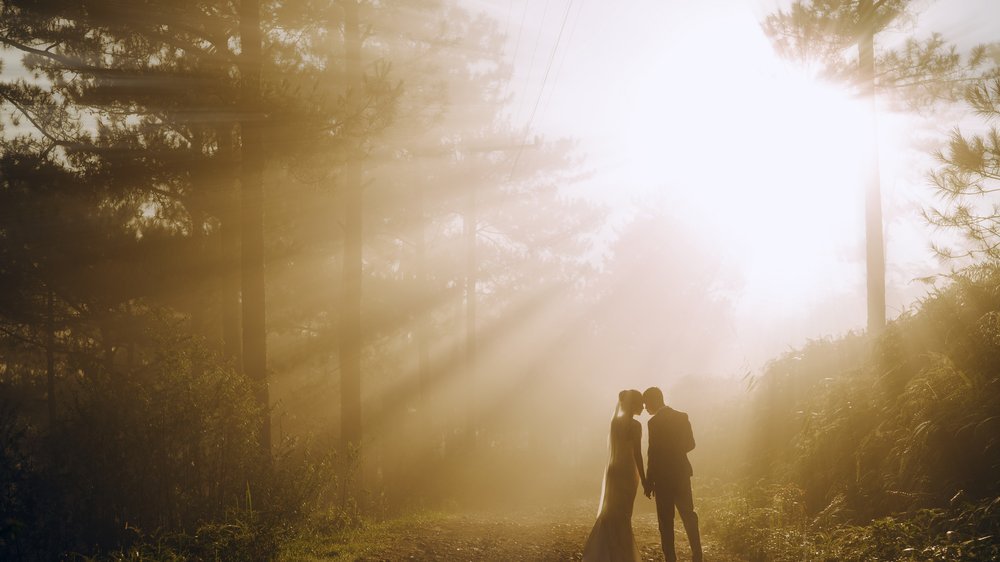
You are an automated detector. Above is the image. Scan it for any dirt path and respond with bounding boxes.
[288,504,746,561]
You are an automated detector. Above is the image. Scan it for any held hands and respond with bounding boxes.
[643,481,654,499]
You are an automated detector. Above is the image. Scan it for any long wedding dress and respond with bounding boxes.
[581,413,642,562]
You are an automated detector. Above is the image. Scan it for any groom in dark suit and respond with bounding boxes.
[643,387,703,562]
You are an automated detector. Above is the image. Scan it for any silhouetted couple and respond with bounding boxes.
[582,387,703,562]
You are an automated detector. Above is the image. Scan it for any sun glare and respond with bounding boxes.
[620,8,869,320]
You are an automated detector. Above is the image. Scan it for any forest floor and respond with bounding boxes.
[283,502,746,561]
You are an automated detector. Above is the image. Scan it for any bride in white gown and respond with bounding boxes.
[582,389,647,562]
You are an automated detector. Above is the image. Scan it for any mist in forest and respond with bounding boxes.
[3,0,1000,559]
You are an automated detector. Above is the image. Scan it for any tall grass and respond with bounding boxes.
[724,268,1000,560]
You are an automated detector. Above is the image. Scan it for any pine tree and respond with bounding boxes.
[927,64,1000,263]
[764,0,972,334]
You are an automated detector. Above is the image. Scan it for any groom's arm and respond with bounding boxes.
[682,414,696,453]
[645,422,657,496]
[633,422,647,491]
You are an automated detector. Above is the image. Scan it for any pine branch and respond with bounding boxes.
[0,89,68,148]
[0,36,98,73]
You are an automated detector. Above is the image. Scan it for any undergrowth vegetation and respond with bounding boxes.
[716,268,1000,560]
[707,484,1000,561]
[0,328,357,561]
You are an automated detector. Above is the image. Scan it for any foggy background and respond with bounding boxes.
[3,0,1000,558]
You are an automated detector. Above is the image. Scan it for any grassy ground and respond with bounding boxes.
[282,502,746,561]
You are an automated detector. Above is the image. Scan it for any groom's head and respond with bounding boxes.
[643,387,665,414]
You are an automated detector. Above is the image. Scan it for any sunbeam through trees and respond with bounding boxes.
[1,0,1000,560]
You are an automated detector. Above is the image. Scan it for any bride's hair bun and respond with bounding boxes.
[618,389,643,413]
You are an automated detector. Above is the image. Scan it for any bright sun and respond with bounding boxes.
[621,6,869,316]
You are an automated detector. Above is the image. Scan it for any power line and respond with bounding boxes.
[502,0,531,105]
[502,0,514,39]
[538,0,585,127]
[514,0,552,125]
[509,0,575,181]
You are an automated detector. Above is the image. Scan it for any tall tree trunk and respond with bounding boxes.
[463,181,476,441]
[239,0,270,461]
[416,186,429,412]
[46,288,56,427]
[340,0,363,451]
[859,0,885,335]
[218,125,242,365]
[190,203,208,337]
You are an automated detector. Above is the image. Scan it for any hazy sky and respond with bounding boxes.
[484,0,1000,374]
